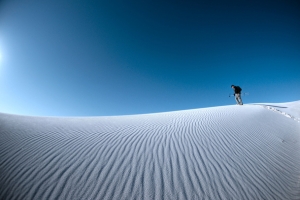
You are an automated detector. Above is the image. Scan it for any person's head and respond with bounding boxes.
[231,85,235,89]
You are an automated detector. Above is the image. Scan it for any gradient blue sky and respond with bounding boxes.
[0,0,299,116]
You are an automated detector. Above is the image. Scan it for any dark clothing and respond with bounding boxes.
[233,86,242,94]
[231,85,243,105]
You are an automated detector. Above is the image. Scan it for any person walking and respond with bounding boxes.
[231,85,243,105]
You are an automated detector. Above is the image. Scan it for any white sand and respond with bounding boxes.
[0,102,300,200]
[253,101,300,122]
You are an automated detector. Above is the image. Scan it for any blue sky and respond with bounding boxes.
[0,0,299,116]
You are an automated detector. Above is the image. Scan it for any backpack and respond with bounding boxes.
[235,86,242,93]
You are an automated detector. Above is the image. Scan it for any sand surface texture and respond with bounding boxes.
[1,102,300,200]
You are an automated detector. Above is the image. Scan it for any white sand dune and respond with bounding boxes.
[1,102,300,200]
[253,101,300,123]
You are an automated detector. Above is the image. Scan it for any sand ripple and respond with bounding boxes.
[1,104,300,199]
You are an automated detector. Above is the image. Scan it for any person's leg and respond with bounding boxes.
[237,94,243,105]
[235,94,239,104]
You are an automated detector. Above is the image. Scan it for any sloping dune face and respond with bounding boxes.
[0,103,300,200]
